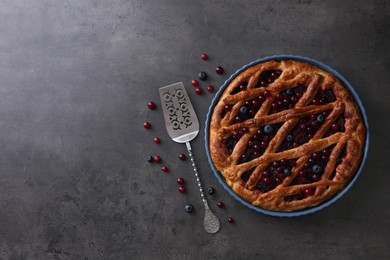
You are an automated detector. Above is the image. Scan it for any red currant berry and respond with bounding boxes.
[191,79,199,87]
[153,137,161,144]
[179,153,186,160]
[153,155,161,163]
[217,201,224,208]
[178,186,186,193]
[195,88,203,95]
[262,177,271,184]
[147,101,156,110]
[201,53,208,60]
[207,85,214,92]
[177,177,185,185]
[331,123,339,131]
[161,166,168,172]
[227,217,234,223]
[216,66,224,74]
[143,122,151,129]
[304,188,315,197]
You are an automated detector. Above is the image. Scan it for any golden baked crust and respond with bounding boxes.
[208,59,366,212]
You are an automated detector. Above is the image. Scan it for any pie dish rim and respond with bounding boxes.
[204,54,370,217]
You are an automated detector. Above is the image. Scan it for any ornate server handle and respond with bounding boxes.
[185,142,220,234]
[186,142,208,207]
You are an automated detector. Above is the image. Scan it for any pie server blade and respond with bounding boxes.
[159,82,200,143]
[159,82,220,234]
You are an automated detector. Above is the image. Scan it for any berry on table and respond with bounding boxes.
[177,177,185,185]
[179,186,186,193]
[217,201,224,208]
[207,85,214,92]
[201,53,208,60]
[147,101,156,110]
[216,66,224,74]
[153,155,161,163]
[161,166,168,172]
[207,187,215,194]
[191,79,199,87]
[195,88,203,95]
[153,137,161,144]
[185,204,194,213]
[198,71,208,81]
[143,121,151,129]
[227,217,234,223]
[179,153,186,160]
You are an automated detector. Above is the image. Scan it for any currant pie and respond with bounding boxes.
[208,59,366,212]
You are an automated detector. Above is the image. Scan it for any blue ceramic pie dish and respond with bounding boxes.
[204,55,369,217]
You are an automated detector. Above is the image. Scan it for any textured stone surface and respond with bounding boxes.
[0,0,389,259]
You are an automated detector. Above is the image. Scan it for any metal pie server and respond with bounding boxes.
[159,82,220,234]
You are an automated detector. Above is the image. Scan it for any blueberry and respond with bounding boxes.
[312,164,322,173]
[239,107,248,115]
[146,155,153,162]
[283,168,291,176]
[285,89,293,96]
[264,125,273,135]
[286,134,293,142]
[198,71,208,81]
[325,90,334,98]
[316,114,325,123]
[185,204,194,213]
[208,187,215,195]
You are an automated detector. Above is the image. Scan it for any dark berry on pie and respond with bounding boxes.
[312,164,322,173]
[263,125,273,135]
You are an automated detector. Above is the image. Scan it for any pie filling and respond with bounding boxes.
[238,123,282,162]
[269,84,306,114]
[277,110,333,152]
[255,159,297,192]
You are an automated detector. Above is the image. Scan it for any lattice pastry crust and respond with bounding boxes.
[209,60,366,211]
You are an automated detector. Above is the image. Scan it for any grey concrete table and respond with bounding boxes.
[0,0,389,259]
